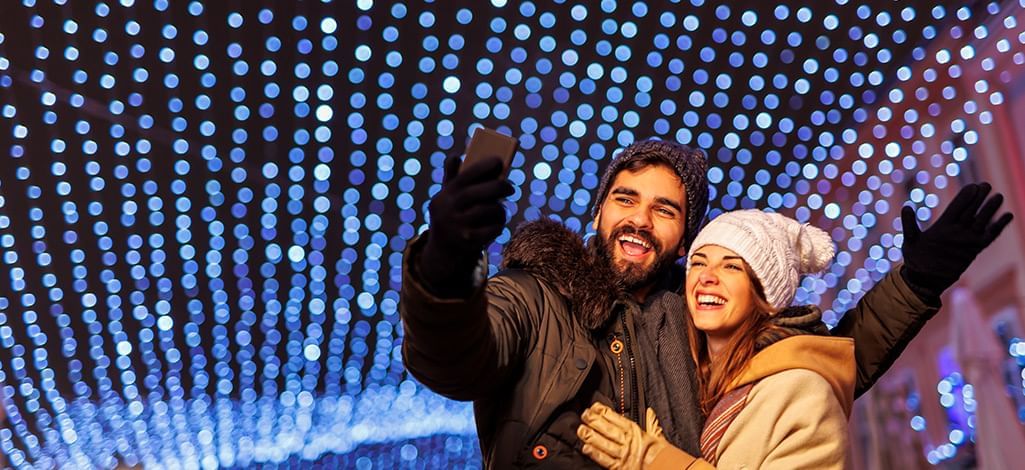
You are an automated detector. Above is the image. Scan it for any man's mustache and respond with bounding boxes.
[609,225,662,255]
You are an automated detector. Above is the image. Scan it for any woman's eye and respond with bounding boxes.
[726,264,742,271]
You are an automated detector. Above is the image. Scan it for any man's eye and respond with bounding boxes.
[657,208,675,217]
[616,197,634,205]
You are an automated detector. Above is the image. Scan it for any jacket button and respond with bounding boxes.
[532,444,548,460]
[575,357,587,370]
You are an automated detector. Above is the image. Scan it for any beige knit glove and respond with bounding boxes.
[577,402,669,470]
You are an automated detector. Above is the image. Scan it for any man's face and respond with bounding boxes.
[592,164,688,290]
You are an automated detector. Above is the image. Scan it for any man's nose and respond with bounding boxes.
[625,205,653,228]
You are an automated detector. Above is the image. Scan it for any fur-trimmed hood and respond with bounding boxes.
[500,218,625,331]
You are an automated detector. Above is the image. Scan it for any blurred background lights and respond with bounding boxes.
[0,0,1024,467]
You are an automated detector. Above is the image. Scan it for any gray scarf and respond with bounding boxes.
[634,289,704,456]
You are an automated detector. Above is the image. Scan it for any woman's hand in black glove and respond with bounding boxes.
[900,182,1014,299]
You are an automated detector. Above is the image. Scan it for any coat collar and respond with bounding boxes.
[736,335,855,418]
[756,305,831,350]
[500,218,625,331]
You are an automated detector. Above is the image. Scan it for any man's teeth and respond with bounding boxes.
[697,294,726,305]
[619,235,651,249]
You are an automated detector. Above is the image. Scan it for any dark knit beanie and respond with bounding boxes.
[591,139,710,249]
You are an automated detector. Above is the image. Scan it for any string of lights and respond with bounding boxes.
[1,0,1024,467]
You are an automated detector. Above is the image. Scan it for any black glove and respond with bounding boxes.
[900,182,1014,300]
[417,154,514,298]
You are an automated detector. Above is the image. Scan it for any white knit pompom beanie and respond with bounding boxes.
[685,209,835,312]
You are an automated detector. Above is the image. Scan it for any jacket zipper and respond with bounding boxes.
[620,311,640,424]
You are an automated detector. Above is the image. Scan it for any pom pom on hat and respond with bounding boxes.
[686,209,835,312]
[793,221,834,274]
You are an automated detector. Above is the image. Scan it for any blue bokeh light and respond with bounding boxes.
[0,1,1022,467]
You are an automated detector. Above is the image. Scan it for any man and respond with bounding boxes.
[399,139,1012,468]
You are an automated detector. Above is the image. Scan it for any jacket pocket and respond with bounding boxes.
[530,341,595,428]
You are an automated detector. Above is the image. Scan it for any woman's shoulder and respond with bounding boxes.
[718,369,850,469]
[739,335,853,386]
[742,336,856,416]
[754,368,834,396]
[729,369,839,429]
[729,369,846,443]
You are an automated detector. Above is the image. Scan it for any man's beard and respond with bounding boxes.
[594,225,679,291]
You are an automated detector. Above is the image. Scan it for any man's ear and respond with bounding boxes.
[591,210,601,231]
[677,242,687,257]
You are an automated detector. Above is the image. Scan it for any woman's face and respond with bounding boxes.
[685,244,757,348]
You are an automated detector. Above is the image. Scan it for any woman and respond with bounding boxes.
[577,209,854,469]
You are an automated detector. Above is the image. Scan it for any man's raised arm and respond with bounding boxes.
[399,154,532,401]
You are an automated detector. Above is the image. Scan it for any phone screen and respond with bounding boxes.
[462,127,518,177]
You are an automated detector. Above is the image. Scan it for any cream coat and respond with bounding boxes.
[651,335,855,469]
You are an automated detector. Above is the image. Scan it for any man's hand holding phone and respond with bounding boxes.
[418,128,519,298]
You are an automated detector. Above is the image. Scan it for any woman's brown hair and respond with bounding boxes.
[684,259,784,417]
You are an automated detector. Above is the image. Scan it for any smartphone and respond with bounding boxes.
[462,127,518,178]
